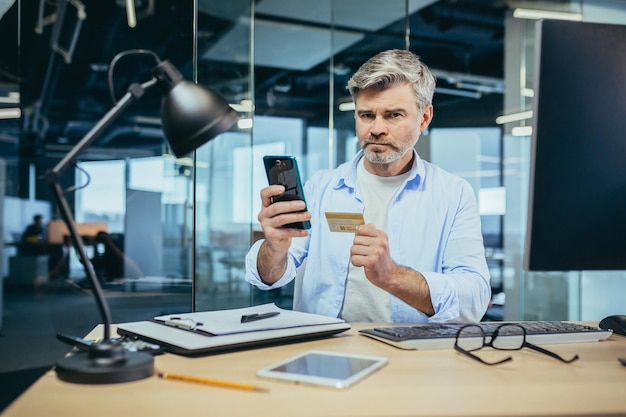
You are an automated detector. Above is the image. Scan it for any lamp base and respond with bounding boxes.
[55,341,154,384]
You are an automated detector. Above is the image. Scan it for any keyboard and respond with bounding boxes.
[359,321,612,350]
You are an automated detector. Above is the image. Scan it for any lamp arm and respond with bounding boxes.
[49,181,114,340]
[48,79,157,179]
[42,78,157,341]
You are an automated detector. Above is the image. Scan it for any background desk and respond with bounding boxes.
[4,324,625,417]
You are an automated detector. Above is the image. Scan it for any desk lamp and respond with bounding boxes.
[42,50,239,384]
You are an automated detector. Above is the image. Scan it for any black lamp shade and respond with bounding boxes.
[153,60,239,157]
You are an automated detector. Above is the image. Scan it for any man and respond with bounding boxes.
[20,214,47,256]
[245,49,491,323]
[22,214,44,243]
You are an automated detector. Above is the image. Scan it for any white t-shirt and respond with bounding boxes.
[339,158,411,322]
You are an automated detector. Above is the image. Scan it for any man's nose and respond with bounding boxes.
[370,116,388,136]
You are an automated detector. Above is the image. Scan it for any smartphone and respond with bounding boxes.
[263,155,311,230]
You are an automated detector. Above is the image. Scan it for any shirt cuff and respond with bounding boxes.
[422,272,460,322]
[244,239,296,289]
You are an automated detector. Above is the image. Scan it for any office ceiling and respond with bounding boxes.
[0,0,509,160]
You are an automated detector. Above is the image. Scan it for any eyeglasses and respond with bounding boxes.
[454,324,580,366]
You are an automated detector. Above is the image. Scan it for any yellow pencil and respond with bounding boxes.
[157,371,267,392]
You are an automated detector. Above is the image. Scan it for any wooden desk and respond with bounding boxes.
[4,324,626,417]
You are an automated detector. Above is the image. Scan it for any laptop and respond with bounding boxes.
[116,304,350,356]
[117,320,351,356]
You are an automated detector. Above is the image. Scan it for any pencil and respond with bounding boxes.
[157,371,267,392]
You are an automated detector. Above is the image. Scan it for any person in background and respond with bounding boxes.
[245,49,491,323]
[20,214,68,280]
[20,214,47,256]
[21,214,44,243]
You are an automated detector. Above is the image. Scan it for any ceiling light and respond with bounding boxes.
[456,82,503,94]
[431,69,504,94]
[237,118,253,129]
[0,108,21,119]
[89,62,109,72]
[435,87,482,99]
[513,8,582,21]
[496,110,533,125]
[133,115,162,125]
[511,126,533,136]
[339,102,355,112]
[230,100,254,113]
[0,92,20,104]
[125,0,137,28]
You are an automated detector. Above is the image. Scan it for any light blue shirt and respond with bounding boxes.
[245,150,491,323]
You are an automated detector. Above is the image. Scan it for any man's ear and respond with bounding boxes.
[420,104,434,131]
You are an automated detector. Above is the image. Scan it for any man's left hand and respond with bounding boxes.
[350,223,397,288]
[350,223,434,316]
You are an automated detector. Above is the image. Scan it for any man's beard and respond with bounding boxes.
[363,142,412,164]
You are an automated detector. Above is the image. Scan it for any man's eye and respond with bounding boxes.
[360,113,374,119]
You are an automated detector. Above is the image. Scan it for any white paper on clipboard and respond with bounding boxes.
[153,303,345,336]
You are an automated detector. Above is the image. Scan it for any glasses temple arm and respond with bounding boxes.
[523,341,580,363]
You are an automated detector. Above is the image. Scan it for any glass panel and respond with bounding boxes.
[194,0,253,311]
[429,127,504,319]
[193,0,509,313]
[75,160,126,231]
[0,1,196,376]
[503,3,626,321]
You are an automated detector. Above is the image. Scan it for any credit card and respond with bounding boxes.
[325,212,365,233]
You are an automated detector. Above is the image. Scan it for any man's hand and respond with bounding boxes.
[350,223,434,316]
[256,185,311,284]
[350,223,395,286]
[258,185,311,246]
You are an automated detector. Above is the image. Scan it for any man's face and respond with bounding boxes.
[354,83,433,173]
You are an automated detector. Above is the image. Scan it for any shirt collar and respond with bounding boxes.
[335,149,424,190]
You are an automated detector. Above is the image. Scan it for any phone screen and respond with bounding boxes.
[263,156,311,229]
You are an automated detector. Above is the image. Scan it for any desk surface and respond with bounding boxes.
[4,324,626,417]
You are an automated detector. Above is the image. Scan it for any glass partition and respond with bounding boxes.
[502,2,626,321]
[193,0,254,311]
[0,0,199,376]
[193,0,504,312]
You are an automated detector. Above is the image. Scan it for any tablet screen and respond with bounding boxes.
[256,350,388,389]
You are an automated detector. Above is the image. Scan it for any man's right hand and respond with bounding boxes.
[256,185,311,284]
[258,185,311,245]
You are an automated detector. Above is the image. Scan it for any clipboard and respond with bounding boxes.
[116,304,350,356]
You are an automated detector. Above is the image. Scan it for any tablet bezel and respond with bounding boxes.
[256,349,388,389]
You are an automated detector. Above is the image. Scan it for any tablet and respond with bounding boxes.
[256,350,388,389]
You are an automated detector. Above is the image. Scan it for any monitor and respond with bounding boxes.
[524,20,626,271]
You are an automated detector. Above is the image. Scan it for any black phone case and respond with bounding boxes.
[263,156,311,230]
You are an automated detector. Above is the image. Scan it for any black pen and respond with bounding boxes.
[240,312,281,323]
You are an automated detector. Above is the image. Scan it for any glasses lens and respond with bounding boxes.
[491,324,525,350]
[456,325,485,351]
